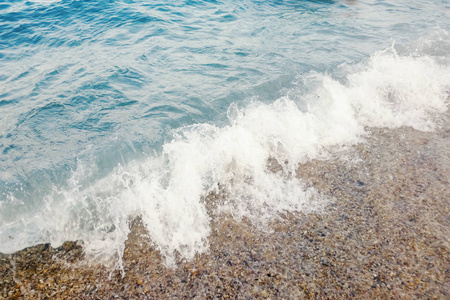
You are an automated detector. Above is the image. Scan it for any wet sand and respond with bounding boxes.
[1,119,449,299]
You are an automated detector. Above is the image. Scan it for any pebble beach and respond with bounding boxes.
[1,113,448,299]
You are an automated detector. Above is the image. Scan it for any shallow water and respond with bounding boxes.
[0,0,449,269]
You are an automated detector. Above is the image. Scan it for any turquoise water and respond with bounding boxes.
[0,0,449,268]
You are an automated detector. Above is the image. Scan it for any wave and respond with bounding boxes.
[1,41,449,272]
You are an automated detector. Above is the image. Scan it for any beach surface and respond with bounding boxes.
[1,116,449,299]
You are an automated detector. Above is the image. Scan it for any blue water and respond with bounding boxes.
[0,0,449,267]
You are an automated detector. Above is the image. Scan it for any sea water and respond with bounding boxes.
[0,0,449,270]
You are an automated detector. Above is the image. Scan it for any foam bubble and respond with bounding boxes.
[327,47,449,131]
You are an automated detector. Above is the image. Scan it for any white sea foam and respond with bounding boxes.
[1,45,448,271]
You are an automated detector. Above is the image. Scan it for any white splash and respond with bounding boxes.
[1,44,448,272]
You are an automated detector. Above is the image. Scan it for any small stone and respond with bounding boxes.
[260,290,269,297]
[47,277,55,285]
[136,278,143,285]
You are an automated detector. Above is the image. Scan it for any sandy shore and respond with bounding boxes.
[1,118,449,299]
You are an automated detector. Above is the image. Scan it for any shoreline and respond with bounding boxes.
[1,121,449,299]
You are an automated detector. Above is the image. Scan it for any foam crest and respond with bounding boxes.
[1,44,448,271]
